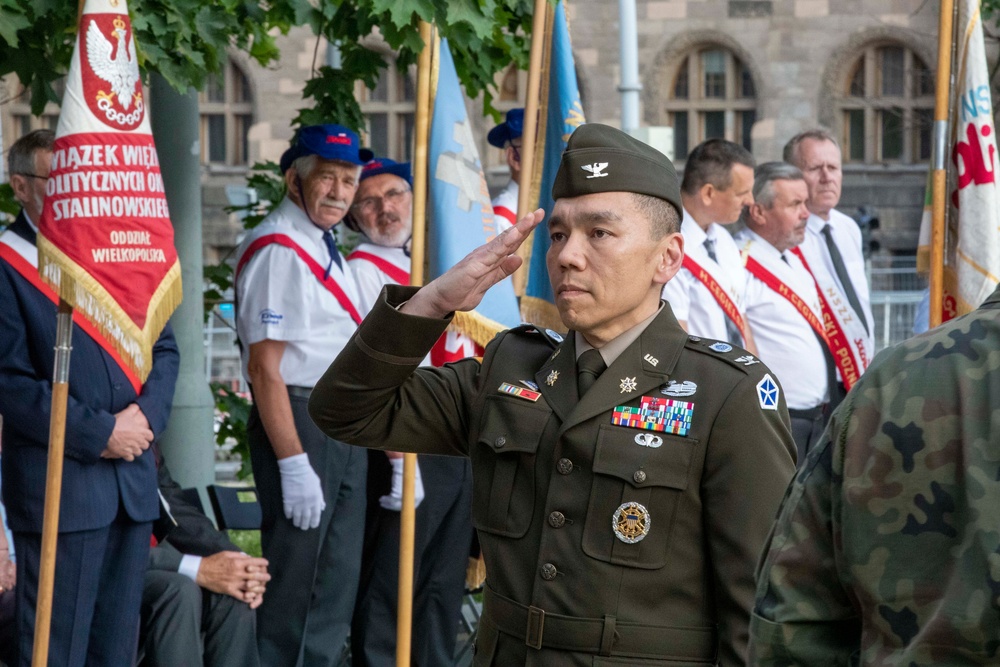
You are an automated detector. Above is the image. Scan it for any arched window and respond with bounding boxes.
[663,47,757,161]
[356,61,415,161]
[198,59,254,166]
[839,43,933,163]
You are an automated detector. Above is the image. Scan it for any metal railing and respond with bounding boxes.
[868,256,925,354]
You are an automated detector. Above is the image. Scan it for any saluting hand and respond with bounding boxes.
[402,209,543,319]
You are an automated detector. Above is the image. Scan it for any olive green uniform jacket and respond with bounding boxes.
[310,285,796,666]
[750,284,1000,665]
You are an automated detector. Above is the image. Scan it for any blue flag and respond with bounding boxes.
[428,37,522,342]
[522,0,585,326]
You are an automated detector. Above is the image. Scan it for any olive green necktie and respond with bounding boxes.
[577,348,607,397]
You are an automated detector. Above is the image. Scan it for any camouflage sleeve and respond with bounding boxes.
[748,393,861,665]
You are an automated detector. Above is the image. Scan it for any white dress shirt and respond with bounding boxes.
[736,229,829,410]
[798,208,874,350]
[661,209,748,342]
[235,197,361,388]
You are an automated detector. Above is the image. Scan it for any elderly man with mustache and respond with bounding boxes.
[234,124,373,666]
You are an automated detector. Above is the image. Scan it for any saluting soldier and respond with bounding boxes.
[309,124,796,666]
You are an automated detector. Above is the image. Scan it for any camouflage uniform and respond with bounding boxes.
[749,284,1000,665]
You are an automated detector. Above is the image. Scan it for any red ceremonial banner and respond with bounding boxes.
[37,0,181,384]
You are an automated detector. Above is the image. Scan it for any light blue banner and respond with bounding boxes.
[428,38,522,329]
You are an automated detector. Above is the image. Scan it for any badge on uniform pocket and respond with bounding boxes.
[612,501,650,544]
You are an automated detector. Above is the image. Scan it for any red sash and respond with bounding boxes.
[0,238,143,393]
[493,206,517,227]
[347,250,410,286]
[745,255,830,343]
[790,248,862,390]
[237,234,362,325]
[680,255,747,343]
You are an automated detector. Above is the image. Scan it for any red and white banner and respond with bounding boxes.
[917,0,1000,320]
[37,0,181,383]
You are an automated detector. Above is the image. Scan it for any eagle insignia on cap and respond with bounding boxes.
[581,162,609,179]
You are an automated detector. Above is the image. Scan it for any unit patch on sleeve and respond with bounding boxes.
[611,395,694,436]
[756,374,779,410]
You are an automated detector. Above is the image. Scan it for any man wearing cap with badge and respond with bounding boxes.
[234,123,371,665]
[344,158,475,666]
[488,108,524,233]
[662,139,756,352]
[309,124,796,665]
[735,162,836,462]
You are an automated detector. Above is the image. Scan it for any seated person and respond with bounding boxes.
[140,456,269,667]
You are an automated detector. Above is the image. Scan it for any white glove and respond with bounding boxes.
[277,453,326,530]
[380,457,425,511]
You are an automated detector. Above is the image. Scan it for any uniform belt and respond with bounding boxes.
[286,385,313,399]
[788,404,826,420]
[483,584,717,660]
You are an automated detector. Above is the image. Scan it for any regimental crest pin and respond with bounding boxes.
[662,380,697,397]
[620,377,638,393]
[546,370,560,386]
[545,329,564,343]
[519,379,539,391]
[612,501,650,544]
[757,373,779,410]
[709,342,733,353]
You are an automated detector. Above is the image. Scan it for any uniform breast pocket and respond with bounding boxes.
[472,395,551,538]
[582,424,696,569]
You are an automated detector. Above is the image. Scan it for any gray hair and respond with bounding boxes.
[782,128,839,167]
[291,154,362,181]
[740,162,805,224]
[8,129,54,178]
[631,193,681,239]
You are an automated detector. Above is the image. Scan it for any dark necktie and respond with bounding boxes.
[783,253,837,401]
[820,224,868,335]
[322,230,343,280]
[577,348,607,397]
[703,237,743,346]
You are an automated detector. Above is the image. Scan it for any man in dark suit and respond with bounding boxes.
[140,458,269,666]
[309,124,797,665]
[0,129,180,666]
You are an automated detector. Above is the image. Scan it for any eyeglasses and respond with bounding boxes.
[18,173,48,181]
[509,143,522,163]
[352,187,411,214]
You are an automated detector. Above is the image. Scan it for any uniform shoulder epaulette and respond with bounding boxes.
[683,336,762,374]
[506,324,565,348]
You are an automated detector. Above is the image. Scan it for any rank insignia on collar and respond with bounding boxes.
[757,374,779,410]
[735,354,760,366]
[620,377,638,393]
[519,379,539,391]
[546,370,560,386]
[612,396,693,436]
[498,382,541,402]
[709,342,733,353]
[613,501,650,544]
[662,380,697,397]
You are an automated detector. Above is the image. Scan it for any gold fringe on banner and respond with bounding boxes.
[37,236,182,383]
[465,555,487,591]
[451,309,509,348]
[519,295,565,333]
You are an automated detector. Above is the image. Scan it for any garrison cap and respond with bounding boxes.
[552,123,682,215]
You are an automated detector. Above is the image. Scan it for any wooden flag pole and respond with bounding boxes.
[512,0,553,296]
[396,19,434,667]
[32,300,74,667]
[930,0,955,328]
